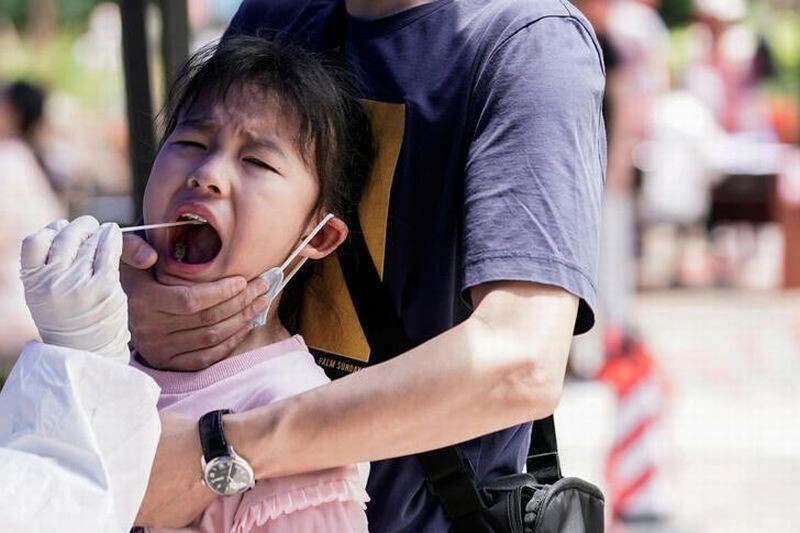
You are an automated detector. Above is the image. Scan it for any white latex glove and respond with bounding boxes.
[20,216,131,364]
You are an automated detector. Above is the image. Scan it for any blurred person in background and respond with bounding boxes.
[578,0,646,338]
[602,0,728,289]
[0,80,65,359]
[647,0,784,290]
[684,0,775,139]
[575,0,673,524]
[606,0,671,104]
[638,86,727,288]
[603,0,673,291]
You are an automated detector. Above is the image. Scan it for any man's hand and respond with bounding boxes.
[120,233,269,370]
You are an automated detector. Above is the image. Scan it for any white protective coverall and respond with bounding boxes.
[0,342,160,532]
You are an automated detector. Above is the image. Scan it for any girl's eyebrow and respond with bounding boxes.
[175,116,288,159]
[240,130,287,159]
[175,116,216,131]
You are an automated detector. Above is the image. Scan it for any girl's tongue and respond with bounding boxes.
[172,223,222,264]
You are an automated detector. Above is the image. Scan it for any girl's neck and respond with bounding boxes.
[230,307,292,357]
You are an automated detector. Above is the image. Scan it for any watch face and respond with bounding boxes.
[204,456,254,496]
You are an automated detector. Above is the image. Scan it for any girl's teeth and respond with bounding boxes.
[181,213,207,223]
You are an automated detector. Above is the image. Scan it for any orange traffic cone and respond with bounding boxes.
[597,328,670,523]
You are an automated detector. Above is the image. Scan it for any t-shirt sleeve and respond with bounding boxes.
[462,15,606,334]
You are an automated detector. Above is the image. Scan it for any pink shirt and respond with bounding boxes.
[133,335,369,532]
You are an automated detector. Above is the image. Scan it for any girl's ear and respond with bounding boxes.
[299,216,348,260]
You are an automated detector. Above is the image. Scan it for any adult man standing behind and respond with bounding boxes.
[124,1,606,530]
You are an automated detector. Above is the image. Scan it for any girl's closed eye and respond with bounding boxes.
[244,156,280,175]
[173,139,207,150]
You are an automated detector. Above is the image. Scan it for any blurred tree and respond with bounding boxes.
[0,0,105,32]
[659,0,694,27]
[28,0,56,41]
[57,0,106,27]
[0,0,27,29]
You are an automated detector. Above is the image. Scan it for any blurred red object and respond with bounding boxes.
[767,95,799,145]
[597,327,670,523]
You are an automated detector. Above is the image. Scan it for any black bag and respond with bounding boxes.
[331,218,604,532]
[418,415,605,532]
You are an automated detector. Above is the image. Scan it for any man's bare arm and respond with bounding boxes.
[135,280,577,527]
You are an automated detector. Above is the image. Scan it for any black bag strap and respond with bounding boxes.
[418,446,488,518]
[527,415,562,485]
[418,414,562,521]
[335,217,562,522]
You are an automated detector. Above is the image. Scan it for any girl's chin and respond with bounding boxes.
[154,260,257,287]
[154,268,205,286]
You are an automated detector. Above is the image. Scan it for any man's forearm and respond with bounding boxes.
[137,282,577,527]
[231,282,576,478]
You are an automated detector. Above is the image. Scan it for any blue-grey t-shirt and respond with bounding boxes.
[227,1,605,530]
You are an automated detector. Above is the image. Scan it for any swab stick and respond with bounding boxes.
[120,220,205,233]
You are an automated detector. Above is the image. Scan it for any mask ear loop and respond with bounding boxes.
[249,213,334,330]
[275,213,334,293]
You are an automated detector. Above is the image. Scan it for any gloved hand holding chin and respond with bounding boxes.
[20,215,131,364]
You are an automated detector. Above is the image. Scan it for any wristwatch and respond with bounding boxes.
[198,409,255,497]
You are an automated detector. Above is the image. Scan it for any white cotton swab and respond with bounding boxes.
[119,220,205,233]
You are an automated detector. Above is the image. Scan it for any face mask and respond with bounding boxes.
[249,213,334,330]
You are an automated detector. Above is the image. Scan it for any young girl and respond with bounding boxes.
[21,35,374,532]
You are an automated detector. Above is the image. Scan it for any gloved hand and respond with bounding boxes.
[20,216,131,364]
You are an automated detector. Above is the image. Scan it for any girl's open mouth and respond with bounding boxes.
[168,213,222,264]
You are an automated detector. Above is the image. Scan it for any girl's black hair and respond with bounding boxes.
[161,35,374,332]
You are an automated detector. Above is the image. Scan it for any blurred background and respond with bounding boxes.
[0,1,798,531]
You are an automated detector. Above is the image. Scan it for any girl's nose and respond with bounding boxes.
[186,162,230,196]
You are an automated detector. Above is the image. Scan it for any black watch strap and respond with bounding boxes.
[198,409,231,461]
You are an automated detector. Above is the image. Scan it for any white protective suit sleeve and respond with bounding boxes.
[0,341,161,532]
